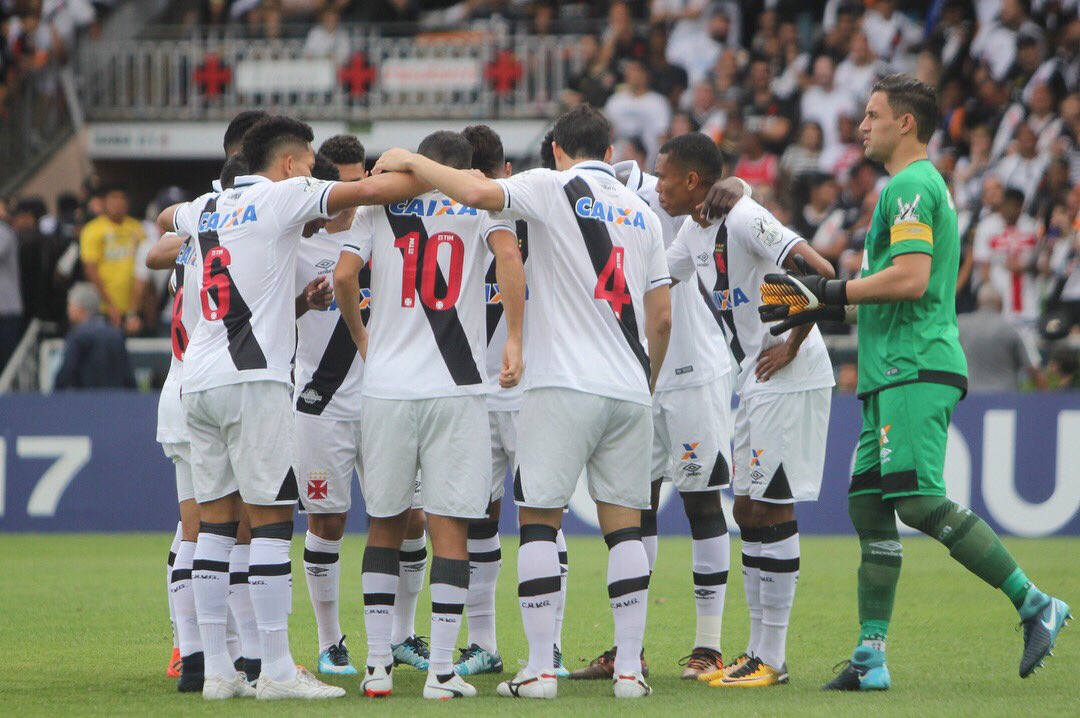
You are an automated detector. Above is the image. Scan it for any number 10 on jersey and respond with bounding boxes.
[394,231,465,311]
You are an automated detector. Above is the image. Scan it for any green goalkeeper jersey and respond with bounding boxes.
[856,159,968,398]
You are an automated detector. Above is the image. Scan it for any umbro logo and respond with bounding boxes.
[684,463,703,477]
[306,566,329,577]
[315,259,335,269]
[694,588,716,598]
[402,562,426,572]
[695,252,710,266]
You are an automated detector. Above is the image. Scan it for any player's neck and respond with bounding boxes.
[690,192,711,227]
[885,142,928,177]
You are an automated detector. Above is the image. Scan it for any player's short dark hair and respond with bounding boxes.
[319,134,365,166]
[416,130,473,170]
[539,129,556,170]
[552,104,612,161]
[241,116,315,173]
[219,153,250,189]
[658,132,723,185]
[312,152,341,182]
[872,74,938,144]
[1003,187,1026,206]
[462,124,505,178]
[100,183,127,196]
[223,110,269,156]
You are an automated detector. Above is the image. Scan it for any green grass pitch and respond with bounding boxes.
[0,533,1075,716]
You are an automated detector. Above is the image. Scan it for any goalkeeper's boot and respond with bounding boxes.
[822,646,890,691]
[554,644,570,678]
[1019,590,1071,678]
[710,656,788,687]
[318,636,358,676]
[698,652,748,682]
[167,646,182,677]
[679,647,723,679]
[453,644,504,676]
[391,635,430,671]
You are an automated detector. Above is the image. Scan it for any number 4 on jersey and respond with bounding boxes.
[595,246,630,319]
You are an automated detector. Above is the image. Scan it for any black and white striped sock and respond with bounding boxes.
[362,545,399,667]
[606,527,650,676]
[429,557,470,676]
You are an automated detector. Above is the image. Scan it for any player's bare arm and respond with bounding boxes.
[325,170,433,216]
[488,228,526,389]
[333,250,368,360]
[144,232,185,270]
[372,149,505,211]
[644,285,673,394]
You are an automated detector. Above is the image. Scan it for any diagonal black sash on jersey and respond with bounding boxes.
[295,316,358,415]
[704,223,745,365]
[198,196,268,371]
[383,207,483,386]
[563,176,650,379]
[485,219,529,346]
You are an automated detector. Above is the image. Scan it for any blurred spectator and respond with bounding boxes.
[604,59,670,165]
[733,130,778,192]
[860,0,922,67]
[973,187,1042,335]
[658,3,730,87]
[992,83,1063,162]
[741,57,796,151]
[685,81,726,142]
[645,26,687,108]
[794,172,839,242]
[954,124,994,211]
[993,124,1049,210]
[780,121,824,185]
[0,209,21,370]
[819,112,863,181]
[959,284,1045,392]
[54,282,135,390]
[1038,202,1080,340]
[835,32,885,109]
[562,34,615,109]
[800,55,856,156]
[302,7,349,63]
[970,0,1043,82]
[1045,344,1079,390]
[612,136,648,169]
[603,1,648,80]
[78,185,145,334]
[362,0,420,28]
[836,362,858,394]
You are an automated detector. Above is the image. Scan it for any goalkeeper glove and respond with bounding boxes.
[759,255,850,336]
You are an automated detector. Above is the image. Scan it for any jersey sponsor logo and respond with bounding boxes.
[175,242,199,268]
[867,540,903,555]
[752,216,784,247]
[711,287,750,311]
[681,442,700,461]
[894,193,921,223]
[573,196,648,229]
[299,387,323,404]
[198,204,258,231]
[388,197,479,217]
[484,282,529,304]
[306,479,328,500]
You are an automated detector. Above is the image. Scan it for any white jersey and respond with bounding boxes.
[173,174,337,394]
[343,190,513,400]
[484,219,528,412]
[293,228,367,421]
[156,235,201,444]
[494,161,670,406]
[667,196,834,399]
[615,160,734,391]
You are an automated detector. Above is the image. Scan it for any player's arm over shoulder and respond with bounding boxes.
[494,167,559,222]
[883,172,937,258]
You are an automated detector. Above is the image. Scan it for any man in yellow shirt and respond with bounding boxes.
[79,185,146,332]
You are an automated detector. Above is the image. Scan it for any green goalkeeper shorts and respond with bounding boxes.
[849,382,963,500]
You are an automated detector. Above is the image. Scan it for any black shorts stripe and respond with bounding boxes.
[757,556,800,573]
[469,549,502,563]
[763,463,794,501]
[708,449,730,487]
[431,602,465,615]
[303,549,340,565]
[197,196,268,371]
[882,470,919,496]
[274,468,299,502]
[693,570,729,586]
[562,176,650,379]
[383,207,482,386]
[850,469,881,494]
[171,568,192,582]
[248,562,292,577]
[296,315,360,416]
[518,576,562,597]
[192,559,229,573]
[513,467,525,503]
[229,571,249,585]
[608,575,650,598]
[364,592,396,606]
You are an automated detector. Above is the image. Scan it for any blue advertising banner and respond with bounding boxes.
[0,392,1077,535]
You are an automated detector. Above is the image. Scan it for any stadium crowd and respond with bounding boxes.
[0,0,1077,391]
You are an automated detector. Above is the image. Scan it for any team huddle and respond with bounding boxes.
[154,73,1069,702]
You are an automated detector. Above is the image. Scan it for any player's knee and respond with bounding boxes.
[732,497,753,528]
[682,490,727,538]
[893,496,958,539]
[308,513,346,541]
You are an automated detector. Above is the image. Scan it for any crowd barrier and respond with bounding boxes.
[0,392,1076,536]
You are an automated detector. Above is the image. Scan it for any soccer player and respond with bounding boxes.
[334,131,525,700]
[757,74,1071,689]
[661,132,836,688]
[567,151,747,682]
[373,104,673,700]
[160,115,429,700]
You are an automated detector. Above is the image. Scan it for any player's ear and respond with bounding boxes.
[504,161,513,176]
[603,145,614,163]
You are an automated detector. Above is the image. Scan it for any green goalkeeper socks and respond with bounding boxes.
[849,494,902,645]
[893,496,1032,610]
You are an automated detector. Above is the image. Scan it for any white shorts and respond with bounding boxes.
[489,410,517,503]
[651,374,734,491]
[733,387,831,504]
[182,381,297,506]
[162,441,195,504]
[295,413,362,515]
[514,388,652,510]
[361,395,489,519]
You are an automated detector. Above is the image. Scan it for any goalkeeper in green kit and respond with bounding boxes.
[759,74,1070,690]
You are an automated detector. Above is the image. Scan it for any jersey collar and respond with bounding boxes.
[231,174,271,189]
[612,160,644,191]
[574,160,617,178]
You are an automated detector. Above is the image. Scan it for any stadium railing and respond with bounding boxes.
[79,26,581,122]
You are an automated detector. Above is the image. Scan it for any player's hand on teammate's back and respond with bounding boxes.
[500,336,523,389]
[372,148,414,174]
[304,276,334,312]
